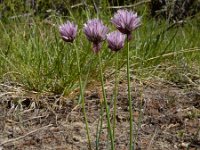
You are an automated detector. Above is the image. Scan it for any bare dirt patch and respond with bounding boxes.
[0,78,199,150]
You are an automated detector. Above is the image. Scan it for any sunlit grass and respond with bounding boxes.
[0,5,200,150]
[0,9,200,95]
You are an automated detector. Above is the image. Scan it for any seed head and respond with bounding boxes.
[107,31,126,52]
[59,21,77,43]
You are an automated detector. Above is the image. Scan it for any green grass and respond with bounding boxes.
[0,8,200,95]
[0,5,200,150]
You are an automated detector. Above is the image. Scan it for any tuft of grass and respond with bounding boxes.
[0,5,200,150]
[0,9,200,95]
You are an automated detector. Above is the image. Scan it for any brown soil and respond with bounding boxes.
[0,78,199,150]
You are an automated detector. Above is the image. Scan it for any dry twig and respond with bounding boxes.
[0,124,53,146]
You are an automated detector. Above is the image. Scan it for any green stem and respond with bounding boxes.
[135,84,143,148]
[75,45,92,150]
[98,52,114,150]
[113,52,119,140]
[127,38,133,150]
[95,102,103,150]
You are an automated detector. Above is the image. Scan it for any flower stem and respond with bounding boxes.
[113,52,119,140]
[127,38,134,150]
[75,45,91,150]
[95,102,103,150]
[98,52,114,150]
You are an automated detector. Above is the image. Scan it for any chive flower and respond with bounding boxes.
[59,21,78,43]
[83,19,109,53]
[111,9,141,40]
[107,31,126,52]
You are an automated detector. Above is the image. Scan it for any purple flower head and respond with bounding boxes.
[84,19,109,53]
[111,9,141,40]
[59,21,77,43]
[107,31,126,52]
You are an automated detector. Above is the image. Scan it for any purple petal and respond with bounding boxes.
[83,19,108,53]
[111,9,141,38]
[59,21,77,43]
[107,31,126,51]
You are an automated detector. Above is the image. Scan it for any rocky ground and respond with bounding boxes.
[0,77,199,150]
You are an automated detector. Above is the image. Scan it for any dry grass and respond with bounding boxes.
[0,75,199,149]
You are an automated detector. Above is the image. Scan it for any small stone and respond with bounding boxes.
[73,136,81,142]
[180,142,190,148]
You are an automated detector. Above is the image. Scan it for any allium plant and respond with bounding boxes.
[107,31,126,52]
[59,21,92,150]
[106,30,126,141]
[59,21,77,42]
[111,9,141,150]
[111,9,141,41]
[83,19,109,53]
[84,19,114,150]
